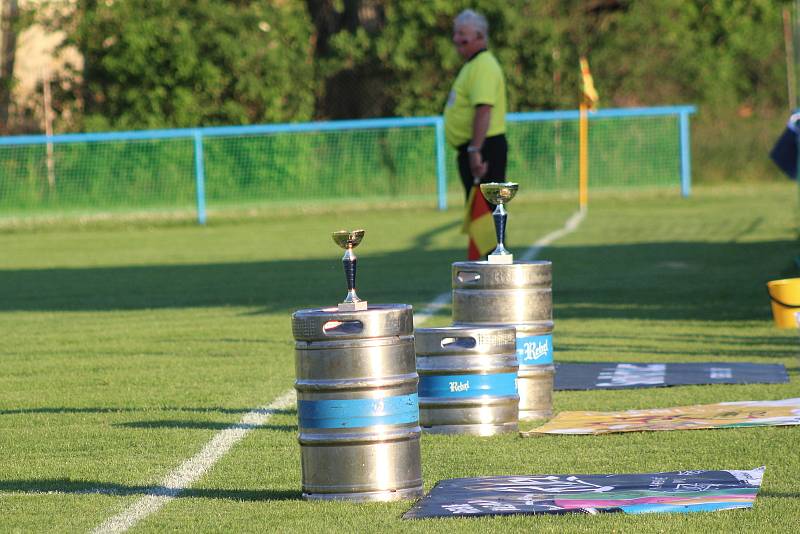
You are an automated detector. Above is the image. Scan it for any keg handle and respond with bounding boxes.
[456,271,481,283]
[323,320,364,335]
[440,336,477,349]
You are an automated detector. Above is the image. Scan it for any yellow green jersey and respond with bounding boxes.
[443,49,507,148]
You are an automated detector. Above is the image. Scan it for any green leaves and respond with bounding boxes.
[60,0,314,130]
[42,0,794,130]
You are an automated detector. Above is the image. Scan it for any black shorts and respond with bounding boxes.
[457,134,508,201]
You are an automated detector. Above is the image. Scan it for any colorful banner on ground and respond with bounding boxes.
[554,362,788,391]
[523,398,800,436]
[403,467,764,519]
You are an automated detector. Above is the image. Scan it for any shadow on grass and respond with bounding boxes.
[761,490,800,499]
[0,479,301,501]
[0,249,461,314]
[0,406,296,417]
[115,420,296,432]
[0,240,797,324]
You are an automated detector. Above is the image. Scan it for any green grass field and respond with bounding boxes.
[1,183,799,532]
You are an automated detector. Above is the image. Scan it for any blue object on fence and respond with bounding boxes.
[770,112,800,179]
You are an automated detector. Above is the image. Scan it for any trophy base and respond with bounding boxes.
[338,301,368,311]
[487,254,513,264]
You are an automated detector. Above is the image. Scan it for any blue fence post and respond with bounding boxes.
[434,117,447,211]
[679,110,692,198]
[193,130,207,224]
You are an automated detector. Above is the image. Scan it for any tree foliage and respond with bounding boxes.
[52,0,314,130]
[36,0,794,131]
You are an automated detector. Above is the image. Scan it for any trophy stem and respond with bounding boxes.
[479,182,517,264]
[492,204,509,255]
[342,247,361,303]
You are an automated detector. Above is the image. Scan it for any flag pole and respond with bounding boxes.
[579,101,588,212]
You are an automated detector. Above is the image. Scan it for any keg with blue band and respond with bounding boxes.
[451,260,555,421]
[415,325,519,435]
[292,304,423,501]
[298,393,419,429]
[418,373,517,399]
[516,333,553,366]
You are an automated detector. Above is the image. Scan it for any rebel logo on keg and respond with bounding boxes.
[419,373,517,398]
[449,381,470,392]
[516,335,553,365]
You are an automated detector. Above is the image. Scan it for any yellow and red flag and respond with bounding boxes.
[580,57,599,110]
[462,186,496,260]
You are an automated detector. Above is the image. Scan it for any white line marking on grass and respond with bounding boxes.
[414,209,585,326]
[92,210,584,532]
[519,209,585,261]
[91,389,296,534]
[412,292,452,326]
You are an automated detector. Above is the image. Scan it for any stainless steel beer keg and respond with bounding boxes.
[415,325,519,436]
[452,261,554,421]
[514,323,554,419]
[292,304,423,502]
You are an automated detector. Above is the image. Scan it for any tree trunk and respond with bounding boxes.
[0,0,19,133]
[306,0,390,119]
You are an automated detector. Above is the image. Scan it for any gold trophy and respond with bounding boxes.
[332,229,368,311]
[480,182,519,264]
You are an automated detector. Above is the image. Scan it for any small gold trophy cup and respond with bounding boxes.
[332,229,368,311]
[480,182,519,264]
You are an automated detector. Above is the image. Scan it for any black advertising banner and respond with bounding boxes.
[403,467,764,519]
[554,362,788,391]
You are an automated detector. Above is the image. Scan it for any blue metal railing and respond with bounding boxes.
[0,105,696,223]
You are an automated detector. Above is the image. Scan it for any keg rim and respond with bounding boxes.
[292,303,413,317]
[452,321,554,333]
[292,303,414,340]
[451,260,552,267]
[414,325,516,335]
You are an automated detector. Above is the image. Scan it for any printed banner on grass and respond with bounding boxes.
[554,362,788,391]
[403,467,764,519]
[522,398,800,436]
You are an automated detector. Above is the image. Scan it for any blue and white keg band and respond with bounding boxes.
[516,333,553,365]
[418,373,517,398]
[298,393,419,429]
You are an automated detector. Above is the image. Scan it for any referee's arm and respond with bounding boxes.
[468,104,492,180]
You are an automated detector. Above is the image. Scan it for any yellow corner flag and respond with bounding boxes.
[461,186,496,260]
[579,57,598,212]
[580,57,599,110]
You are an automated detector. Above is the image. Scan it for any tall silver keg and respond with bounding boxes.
[415,325,518,435]
[292,304,423,501]
[452,260,554,420]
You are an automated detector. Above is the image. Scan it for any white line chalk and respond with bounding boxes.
[92,390,296,534]
[92,209,585,532]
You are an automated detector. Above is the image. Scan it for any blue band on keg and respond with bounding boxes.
[418,373,517,398]
[298,393,419,429]
[516,334,553,365]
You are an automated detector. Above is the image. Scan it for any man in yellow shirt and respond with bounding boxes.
[444,9,507,201]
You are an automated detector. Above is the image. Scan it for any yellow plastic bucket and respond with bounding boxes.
[767,278,800,328]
